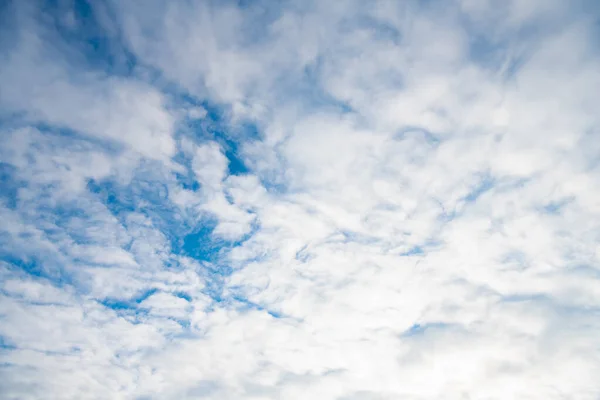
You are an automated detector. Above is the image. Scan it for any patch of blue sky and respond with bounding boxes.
[177,219,257,303]
[44,0,137,76]
[401,322,454,338]
[173,94,255,177]
[39,202,90,232]
[0,335,16,350]
[180,215,259,262]
[201,282,226,306]
[0,254,75,289]
[189,117,252,176]
[170,318,191,329]
[86,178,137,218]
[0,0,274,324]
[174,172,200,192]
[100,287,159,311]
[179,218,225,263]
[0,163,22,209]
[85,159,255,306]
[107,308,151,325]
[229,293,284,319]
[173,291,193,302]
[256,173,289,195]
[541,196,574,215]
[131,287,160,303]
[220,137,250,176]
[179,100,292,194]
[493,175,531,192]
[0,247,40,280]
[463,173,495,203]
[431,178,489,221]
[88,169,193,247]
[199,236,264,304]
[294,244,313,263]
[16,210,110,274]
[172,150,201,193]
[99,297,134,311]
[400,246,424,257]
[339,230,381,245]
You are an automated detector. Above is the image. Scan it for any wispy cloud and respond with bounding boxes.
[1,0,600,398]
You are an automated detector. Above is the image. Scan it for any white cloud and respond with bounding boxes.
[1,0,600,399]
[0,2,176,164]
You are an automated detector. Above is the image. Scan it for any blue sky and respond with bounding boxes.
[1,0,600,399]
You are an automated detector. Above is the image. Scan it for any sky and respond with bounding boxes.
[0,0,600,399]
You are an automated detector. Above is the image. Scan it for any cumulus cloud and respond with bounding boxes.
[1,0,600,399]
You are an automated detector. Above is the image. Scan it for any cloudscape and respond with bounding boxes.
[1,0,600,399]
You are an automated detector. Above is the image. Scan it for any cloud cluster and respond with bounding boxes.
[1,0,599,399]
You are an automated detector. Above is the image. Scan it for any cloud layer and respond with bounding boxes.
[1,0,600,399]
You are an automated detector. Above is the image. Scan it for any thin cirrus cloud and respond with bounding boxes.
[0,0,599,399]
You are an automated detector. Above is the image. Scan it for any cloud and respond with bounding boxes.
[0,2,176,164]
[1,0,600,399]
